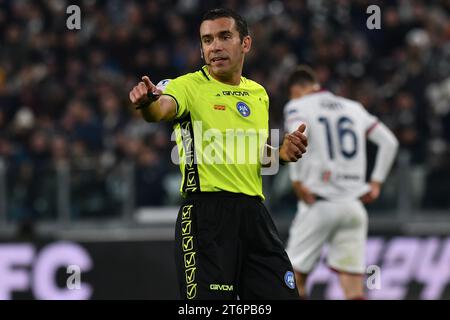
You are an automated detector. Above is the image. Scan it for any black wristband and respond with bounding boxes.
[135,92,159,110]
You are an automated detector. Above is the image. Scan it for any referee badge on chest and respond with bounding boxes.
[236,101,251,117]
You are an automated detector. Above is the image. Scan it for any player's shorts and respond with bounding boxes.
[286,198,368,275]
[174,191,299,300]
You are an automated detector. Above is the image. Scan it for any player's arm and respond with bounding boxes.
[361,122,399,203]
[292,181,316,204]
[287,148,315,204]
[129,76,176,122]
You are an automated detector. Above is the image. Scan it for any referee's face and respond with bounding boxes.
[200,17,251,81]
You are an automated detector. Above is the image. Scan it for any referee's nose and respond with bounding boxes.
[210,38,224,52]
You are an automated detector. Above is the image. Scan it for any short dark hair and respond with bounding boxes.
[287,65,319,88]
[201,8,249,41]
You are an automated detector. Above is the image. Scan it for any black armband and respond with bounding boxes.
[135,92,160,110]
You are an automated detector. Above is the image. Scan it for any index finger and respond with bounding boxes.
[141,76,155,90]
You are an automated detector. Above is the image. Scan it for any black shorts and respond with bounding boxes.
[174,191,299,300]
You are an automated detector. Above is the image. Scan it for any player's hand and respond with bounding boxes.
[279,124,308,162]
[360,181,381,204]
[298,185,316,205]
[129,76,162,106]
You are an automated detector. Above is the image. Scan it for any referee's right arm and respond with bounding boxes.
[129,76,176,122]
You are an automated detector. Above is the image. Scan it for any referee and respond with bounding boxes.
[129,8,307,300]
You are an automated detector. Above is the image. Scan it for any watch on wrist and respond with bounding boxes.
[135,92,159,110]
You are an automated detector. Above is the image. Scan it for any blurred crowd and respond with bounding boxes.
[0,0,449,222]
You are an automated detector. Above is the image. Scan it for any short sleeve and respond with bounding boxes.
[288,161,300,182]
[283,102,309,134]
[161,76,192,119]
[263,90,269,112]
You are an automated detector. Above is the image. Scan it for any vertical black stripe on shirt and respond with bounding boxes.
[176,114,201,193]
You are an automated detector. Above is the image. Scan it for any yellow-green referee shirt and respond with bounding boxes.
[162,65,269,199]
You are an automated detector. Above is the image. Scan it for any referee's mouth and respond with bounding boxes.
[211,57,228,64]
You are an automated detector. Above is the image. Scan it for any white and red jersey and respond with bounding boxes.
[284,90,397,201]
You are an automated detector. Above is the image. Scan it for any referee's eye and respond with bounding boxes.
[202,37,212,44]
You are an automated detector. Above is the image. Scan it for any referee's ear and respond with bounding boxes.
[200,46,210,66]
[242,35,252,53]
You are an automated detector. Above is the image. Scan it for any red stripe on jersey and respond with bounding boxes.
[366,121,379,136]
